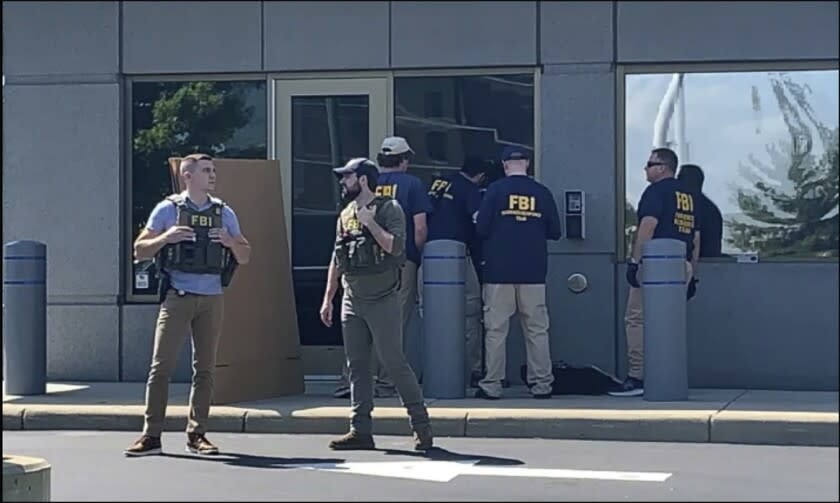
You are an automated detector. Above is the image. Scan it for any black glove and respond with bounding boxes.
[626,262,640,288]
[687,277,698,300]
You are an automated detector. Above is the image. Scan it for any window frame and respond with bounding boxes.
[123,73,270,304]
[616,60,840,264]
[124,67,540,304]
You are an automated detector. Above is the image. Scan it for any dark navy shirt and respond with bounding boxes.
[696,192,723,258]
[476,174,562,284]
[376,171,434,265]
[637,177,700,260]
[427,172,482,245]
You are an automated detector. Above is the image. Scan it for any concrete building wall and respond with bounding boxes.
[3,1,837,389]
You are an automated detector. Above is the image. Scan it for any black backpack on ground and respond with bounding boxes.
[520,361,621,395]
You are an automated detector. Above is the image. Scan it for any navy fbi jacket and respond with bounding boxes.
[476,174,562,284]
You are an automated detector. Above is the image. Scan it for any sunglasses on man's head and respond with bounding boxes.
[645,161,666,169]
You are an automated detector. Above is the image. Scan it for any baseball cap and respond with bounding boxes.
[379,136,414,155]
[501,145,530,161]
[333,157,378,177]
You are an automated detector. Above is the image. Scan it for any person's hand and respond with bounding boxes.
[209,227,235,247]
[356,205,375,227]
[625,262,640,288]
[687,277,699,300]
[163,226,196,244]
[319,299,334,327]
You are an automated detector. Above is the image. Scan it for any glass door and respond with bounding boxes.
[273,78,389,376]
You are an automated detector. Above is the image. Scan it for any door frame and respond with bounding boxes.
[270,75,391,377]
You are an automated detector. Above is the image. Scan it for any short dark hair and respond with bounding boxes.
[355,161,379,191]
[461,155,486,177]
[678,164,705,192]
[377,152,411,168]
[651,147,678,173]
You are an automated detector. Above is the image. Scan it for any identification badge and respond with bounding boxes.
[135,272,149,289]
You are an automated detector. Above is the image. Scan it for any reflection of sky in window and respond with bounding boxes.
[625,70,839,221]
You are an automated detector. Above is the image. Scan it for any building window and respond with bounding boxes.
[394,73,535,186]
[624,68,839,260]
[128,79,267,299]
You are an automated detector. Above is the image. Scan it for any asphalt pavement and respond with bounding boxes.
[4,431,838,501]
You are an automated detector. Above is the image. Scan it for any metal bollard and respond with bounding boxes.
[422,239,466,398]
[3,241,47,396]
[641,238,688,401]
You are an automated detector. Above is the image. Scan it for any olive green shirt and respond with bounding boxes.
[336,197,406,301]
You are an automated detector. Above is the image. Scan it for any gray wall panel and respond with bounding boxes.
[391,1,537,68]
[540,1,614,64]
[47,306,119,381]
[616,262,839,390]
[501,254,618,385]
[541,64,616,254]
[263,2,388,71]
[121,305,192,383]
[546,254,618,373]
[618,1,839,62]
[2,1,119,76]
[122,1,262,74]
[2,84,120,298]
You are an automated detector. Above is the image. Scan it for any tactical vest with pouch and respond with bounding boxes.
[334,196,403,276]
[156,194,235,279]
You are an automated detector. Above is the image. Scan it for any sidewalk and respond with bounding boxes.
[3,381,837,447]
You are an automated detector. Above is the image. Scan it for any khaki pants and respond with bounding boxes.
[341,291,430,435]
[478,284,554,397]
[142,291,224,437]
[372,261,420,389]
[625,261,693,380]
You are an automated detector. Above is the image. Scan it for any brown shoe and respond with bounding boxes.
[413,425,434,451]
[124,435,162,457]
[186,433,219,456]
[328,431,376,450]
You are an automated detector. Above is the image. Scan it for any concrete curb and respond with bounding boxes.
[4,405,837,447]
[710,411,840,447]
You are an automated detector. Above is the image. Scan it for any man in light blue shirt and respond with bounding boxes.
[124,153,251,457]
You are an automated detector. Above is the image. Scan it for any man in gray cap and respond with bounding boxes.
[320,157,433,451]
[373,136,434,394]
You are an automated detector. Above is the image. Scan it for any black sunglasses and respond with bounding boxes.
[645,161,666,169]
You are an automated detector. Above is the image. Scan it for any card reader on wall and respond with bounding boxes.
[564,190,585,239]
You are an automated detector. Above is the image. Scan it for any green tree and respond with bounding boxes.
[132,81,261,233]
[728,74,839,258]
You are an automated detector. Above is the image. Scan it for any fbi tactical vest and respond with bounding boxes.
[158,194,232,276]
[334,196,403,275]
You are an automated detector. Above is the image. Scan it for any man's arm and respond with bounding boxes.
[323,251,340,303]
[691,230,701,274]
[545,191,562,240]
[475,187,496,239]
[134,228,170,261]
[228,235,251,265]
[631,216,658,262]
[413,213,428,251]
[359,201,405,256]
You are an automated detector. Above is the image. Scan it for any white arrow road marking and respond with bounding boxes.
[285,460,672,483]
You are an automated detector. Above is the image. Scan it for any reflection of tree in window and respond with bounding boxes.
[130,80,266,296]
[132,81,266,235]
[729,74,839,258]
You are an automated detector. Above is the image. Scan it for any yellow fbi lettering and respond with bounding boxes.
[674,191,695,234]
[429,179,450,192]
[190,215,214,227]
[376,184,398,198]
[675,191,694,212]
[501,194,542,221]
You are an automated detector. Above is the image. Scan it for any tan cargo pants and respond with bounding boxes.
[142,291,224,437]
[478,283,554,397]
[625,261,693,380]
